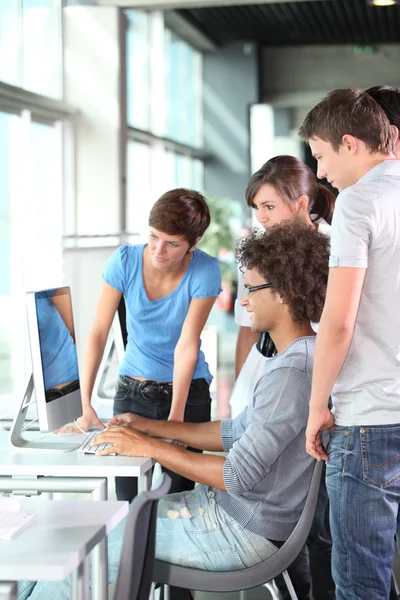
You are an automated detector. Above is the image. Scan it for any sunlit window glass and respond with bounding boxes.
[127,140,152,239]
[164,30,202,147]
[126,10,151,130]
[0,0,20,86]
[22,0,63,98]
[0,112,13,400]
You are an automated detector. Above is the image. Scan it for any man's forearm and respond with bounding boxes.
[141,419,224,452]
[235,326,259,378]
[149,438,226,490]
[310,318,354,410]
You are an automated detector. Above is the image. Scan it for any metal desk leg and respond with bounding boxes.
[71,557,89,600]
[91,479,108,600]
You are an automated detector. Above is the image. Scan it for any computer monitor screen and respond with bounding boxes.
[26,287,82,432]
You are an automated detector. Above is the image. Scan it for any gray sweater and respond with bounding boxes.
[215,336,315,541]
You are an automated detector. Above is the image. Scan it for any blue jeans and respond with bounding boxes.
[18,484,278,599]
[326,424,400,600]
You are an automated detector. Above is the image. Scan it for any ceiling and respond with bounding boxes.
[178,0,400,46]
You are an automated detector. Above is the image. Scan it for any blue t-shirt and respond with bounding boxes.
[36,291,79,390]
[102,245,222,384]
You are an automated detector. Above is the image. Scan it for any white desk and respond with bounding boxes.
[0,432,153,600]
[0,499,128,600]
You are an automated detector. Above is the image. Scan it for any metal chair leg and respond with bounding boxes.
[282,570,298,600]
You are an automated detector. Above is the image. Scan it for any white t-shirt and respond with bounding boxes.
[234,219,332,330]
[329,160,400,426]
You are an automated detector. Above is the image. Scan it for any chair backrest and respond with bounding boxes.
[153,460,324,592]
[114,473,171,600]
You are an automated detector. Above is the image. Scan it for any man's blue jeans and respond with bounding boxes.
[326,424,400,600]
[18,484,278,599]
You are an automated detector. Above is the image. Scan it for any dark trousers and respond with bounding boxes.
[113,376,211,600]
[274,464,335,600]
[113,376,211,502]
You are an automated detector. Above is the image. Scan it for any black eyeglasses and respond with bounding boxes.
[244,283,273,296]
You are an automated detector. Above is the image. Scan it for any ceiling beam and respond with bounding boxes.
[97,0,330,11]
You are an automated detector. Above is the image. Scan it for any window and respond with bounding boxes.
[0,0,19,87]
[126,140,151,239]
[0,0,63,98]
[164,31,202,147]
[22,0,63,98]
[0,111,64,409]
[126,10,151,131]
[125,10,205,239]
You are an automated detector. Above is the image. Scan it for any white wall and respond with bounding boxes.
[64,6,123,235]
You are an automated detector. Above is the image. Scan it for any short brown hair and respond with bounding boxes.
[149,188,210,246]
[246,155,335,225]
[236,219,329,325]
[299,88,393,154]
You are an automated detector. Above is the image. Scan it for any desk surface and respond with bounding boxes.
[0,498,128,581]
[0,432,153,478]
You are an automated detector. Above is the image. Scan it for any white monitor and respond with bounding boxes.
[9,287,83,452]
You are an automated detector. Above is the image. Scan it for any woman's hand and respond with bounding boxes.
[54,406,105,434]
[106,413,149,431]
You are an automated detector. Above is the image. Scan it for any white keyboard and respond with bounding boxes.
[78,432,115,455]
[0,510,36,540]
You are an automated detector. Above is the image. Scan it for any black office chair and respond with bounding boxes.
[154,461,323,600]
[114,473,171,600]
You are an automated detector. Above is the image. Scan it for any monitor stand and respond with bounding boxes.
[8,375,79,452]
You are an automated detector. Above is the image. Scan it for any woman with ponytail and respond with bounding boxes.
[234,155,335,406]
[232,155,335,600]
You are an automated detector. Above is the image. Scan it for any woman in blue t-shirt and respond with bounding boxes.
[65,188,222,502]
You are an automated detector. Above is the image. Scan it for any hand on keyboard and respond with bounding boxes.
[77,431,116,455]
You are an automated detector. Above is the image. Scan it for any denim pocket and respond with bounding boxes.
[185,379,210,405]
[186,391,211,407]
[113,388,133,415]
[361,426,400,489]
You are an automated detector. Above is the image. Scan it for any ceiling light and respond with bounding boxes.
[369,0,397,6]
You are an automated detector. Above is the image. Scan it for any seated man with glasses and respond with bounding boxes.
[19,219,330,600]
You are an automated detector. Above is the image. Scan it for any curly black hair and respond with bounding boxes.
[236,219,330,325]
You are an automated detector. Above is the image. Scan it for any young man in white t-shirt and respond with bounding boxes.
[301,88,400,600]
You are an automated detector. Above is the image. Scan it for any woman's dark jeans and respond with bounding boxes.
[113,376,211,503]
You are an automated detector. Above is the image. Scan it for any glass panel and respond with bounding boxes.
[126,140,152,240]
[126,10,151,130]
[0,0,20,86]
[0,112,13,399]
[25,120,63,289]
[165,30,203,147]
[0,114,64,412]
[166,152,204,191]
[21,0,62,98]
